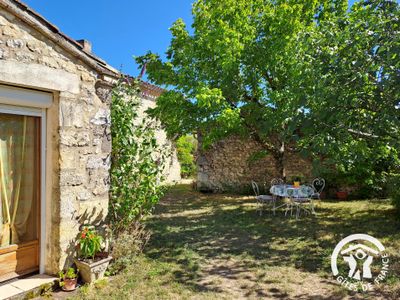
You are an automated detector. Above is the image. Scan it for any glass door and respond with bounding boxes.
[0,112,40,281]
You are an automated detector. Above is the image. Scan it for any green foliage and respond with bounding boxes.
[78,226,103,259]
[176,135,197,178]
[388,175,400,215]
[59,267,78,287]
[247,150,268,166]
[311,141,400,198]
[137,0,399,193]
[287,174,306,184]
[302,0,400,194]
[108,223,151,275]
[137,0,349,177]
[59,267,78,280]
[110,78,167,234]
[304,0,400,149]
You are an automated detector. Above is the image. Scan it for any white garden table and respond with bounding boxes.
[270,184,315,218]
[268,184,292,214]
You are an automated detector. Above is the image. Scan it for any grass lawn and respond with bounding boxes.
[74,184,400,299]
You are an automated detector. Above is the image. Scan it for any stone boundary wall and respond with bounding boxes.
[197,136,312,193]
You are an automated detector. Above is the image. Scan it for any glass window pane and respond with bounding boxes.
[0,113,39,247]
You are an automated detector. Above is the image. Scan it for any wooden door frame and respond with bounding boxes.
[0,103,47,275]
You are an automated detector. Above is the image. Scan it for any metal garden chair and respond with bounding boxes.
[269,178,288,214]
[285,185,315,219]
[252,181,275,216]
[311,177,326,200]
[270,178,284,186]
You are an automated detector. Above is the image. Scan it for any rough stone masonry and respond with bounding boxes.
[0,0,180,275]
[197,135,312,193]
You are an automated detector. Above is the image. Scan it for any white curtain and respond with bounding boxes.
[0,114,36,246]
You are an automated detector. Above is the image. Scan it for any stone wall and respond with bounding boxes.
[0,1,180,275]
[138,94,181,183]
[197,136,312,193]
[0,8,112,272]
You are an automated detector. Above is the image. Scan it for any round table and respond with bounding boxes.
[270,184,311,198]
[270,184,316,218]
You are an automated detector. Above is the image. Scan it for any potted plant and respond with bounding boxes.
[74,226,112,284]
[59,267,78,291]
[289,175,304,188]
[335,175,352,200]
[336,190,348,200]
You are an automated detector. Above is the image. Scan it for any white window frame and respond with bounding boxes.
[0,104,47,274]
[0,84,52,108]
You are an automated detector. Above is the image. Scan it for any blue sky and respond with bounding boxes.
[22,0,374,76]
[23,0,193,76]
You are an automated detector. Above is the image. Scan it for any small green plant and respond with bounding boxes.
[78,226,103,259]
[287,174,305,184]
[58,267,78,287]
[79,283,91,295]
[108,222,151,275]
[247,150,269,166]
[59,267,78,280]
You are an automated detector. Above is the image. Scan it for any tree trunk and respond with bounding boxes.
[274,141,286,181]
[275,152,286,181]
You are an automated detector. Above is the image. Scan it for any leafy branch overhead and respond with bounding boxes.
[137,0,399,181]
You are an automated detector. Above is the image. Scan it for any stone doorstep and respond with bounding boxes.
[0,274,57,300]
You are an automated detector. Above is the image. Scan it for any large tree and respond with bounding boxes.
[305,0,399,147]
[137,0,348,179]
[301,0,400,192]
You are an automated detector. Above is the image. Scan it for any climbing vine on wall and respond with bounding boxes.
[110,77,166,234]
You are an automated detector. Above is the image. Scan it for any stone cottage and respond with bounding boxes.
[0,0,179,282]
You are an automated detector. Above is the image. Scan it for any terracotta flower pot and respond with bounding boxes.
[74,256,112,284]
[336,191,348,200]
[62,278,77,291]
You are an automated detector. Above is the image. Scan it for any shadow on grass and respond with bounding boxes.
[144,184,400,298]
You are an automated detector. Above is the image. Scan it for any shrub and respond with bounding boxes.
[176,135,197,178]
[110,77,167,234]
[311,142,400,199]
[108,77,168,275]
[108,222,151,275]
[388,174,400,214]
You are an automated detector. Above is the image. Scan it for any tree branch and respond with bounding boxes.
[243,93,263,107]
[237,108,278,155]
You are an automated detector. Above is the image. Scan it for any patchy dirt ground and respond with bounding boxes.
[70,184,400,300]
